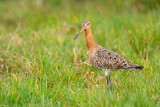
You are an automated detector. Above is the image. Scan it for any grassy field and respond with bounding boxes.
[0,0,160,106]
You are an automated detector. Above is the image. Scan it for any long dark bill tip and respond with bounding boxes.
[74,25,86,40]
[74,33,79,40]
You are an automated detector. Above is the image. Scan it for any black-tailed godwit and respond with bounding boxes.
[74,20,144,89]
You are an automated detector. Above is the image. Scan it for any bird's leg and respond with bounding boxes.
[104,70,112,90]
[108,74,112,89]
[106,75,112,89]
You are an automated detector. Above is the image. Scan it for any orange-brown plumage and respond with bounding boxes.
[85,27,98,51]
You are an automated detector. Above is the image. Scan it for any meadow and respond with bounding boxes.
[0,0,160,106]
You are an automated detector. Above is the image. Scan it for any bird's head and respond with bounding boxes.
[74,20,90,40]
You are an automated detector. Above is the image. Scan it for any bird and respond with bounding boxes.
[74,20,144,89]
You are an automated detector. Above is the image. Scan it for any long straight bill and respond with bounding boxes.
[74,32,80,40]
[74,25,85,40]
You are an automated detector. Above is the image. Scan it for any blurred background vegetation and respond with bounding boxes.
[0,0,160,106]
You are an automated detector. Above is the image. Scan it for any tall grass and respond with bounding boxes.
[0,0,160,106]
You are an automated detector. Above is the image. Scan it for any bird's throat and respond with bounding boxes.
[85,27,97,50]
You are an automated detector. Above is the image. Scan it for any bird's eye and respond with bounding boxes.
[87,23,90,25]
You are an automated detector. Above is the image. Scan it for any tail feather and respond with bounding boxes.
[127,65,144,70]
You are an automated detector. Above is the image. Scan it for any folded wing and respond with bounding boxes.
[90,46,143,70]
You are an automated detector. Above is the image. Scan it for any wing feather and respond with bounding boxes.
[89,46,143,70]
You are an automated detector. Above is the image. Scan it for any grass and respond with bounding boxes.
[0,0,160,106]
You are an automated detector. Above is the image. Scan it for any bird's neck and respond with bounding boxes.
[85,27,98,51]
